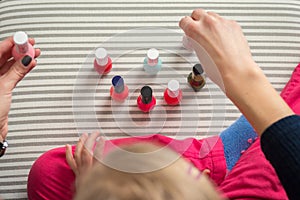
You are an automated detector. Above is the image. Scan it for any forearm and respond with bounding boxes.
[224,62,294,135]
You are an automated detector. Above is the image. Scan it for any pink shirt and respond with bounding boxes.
[105,134,288,199]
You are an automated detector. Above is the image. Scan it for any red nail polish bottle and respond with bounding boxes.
[12,31,35,60]
[187,64,206,92]
[137,86,156,113]
[94,48,112,75]
[164,80,182,105]
[110,75,129,102]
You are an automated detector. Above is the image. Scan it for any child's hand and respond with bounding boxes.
[66,132,105,188]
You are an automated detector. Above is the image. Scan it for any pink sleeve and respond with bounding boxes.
[219,139,288,199]
[27,146,76,200]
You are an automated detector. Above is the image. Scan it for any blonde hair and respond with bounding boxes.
[74,142,222,200]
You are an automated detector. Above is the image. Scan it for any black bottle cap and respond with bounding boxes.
[193,64,204,75]
[141,86,153,104]
[112,75,125,93]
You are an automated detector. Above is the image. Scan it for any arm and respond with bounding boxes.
[179,9,294,135]
[261,115,300,200]
[0,36,40,156]
[179,9,298,199]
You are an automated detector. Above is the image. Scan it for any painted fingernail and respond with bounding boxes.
[22,55,32,67]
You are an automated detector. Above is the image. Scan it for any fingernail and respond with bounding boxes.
[21,55,32,67]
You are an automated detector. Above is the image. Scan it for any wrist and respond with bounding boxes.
[0,125,8,141]
[0,140,8,157]
[222,63,294,135]
[222,61,264,98]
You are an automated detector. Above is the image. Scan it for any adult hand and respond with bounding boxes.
[179,9,293,135]
[66,132,105,188]
[179,9,261,92]
[0,36,41,142]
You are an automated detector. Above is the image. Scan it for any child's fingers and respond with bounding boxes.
[93,136,106,162]
[65,144,78,176]
[85,132,101,153]
[79,132,101,173]
[74,133,88,168]
[202,169,211,177]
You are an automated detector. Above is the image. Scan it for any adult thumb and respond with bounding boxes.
[3,55,36,91]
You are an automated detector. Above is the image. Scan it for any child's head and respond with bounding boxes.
[74,142,223,200]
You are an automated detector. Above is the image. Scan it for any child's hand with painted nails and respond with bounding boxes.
[0,36,40,144]
[66,132,105,189]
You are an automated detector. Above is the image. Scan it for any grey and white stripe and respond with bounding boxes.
[0,0,299,199]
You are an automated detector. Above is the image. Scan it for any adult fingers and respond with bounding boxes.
[1,56,37,92]
[191,9,207,20]
[0,48,40,77]
[0,37,14,66]
[179,16,205,44]
[0,59,15,76]
[28,38,35,46]
[34,48,41,58]
[179,16,196,35]
[66,144,79,176]
[28,38,42,59]
[0,37,40,66]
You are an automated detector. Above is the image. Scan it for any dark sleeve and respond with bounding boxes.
[261,115,300,200]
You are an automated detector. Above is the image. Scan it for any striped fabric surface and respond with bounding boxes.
[0,0,299,199]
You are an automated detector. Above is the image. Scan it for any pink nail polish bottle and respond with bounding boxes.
[94,48,112,75]
[12,31,35,60]
[110,75,129,102]
[137,86,156,113]
[164,80,182,106]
